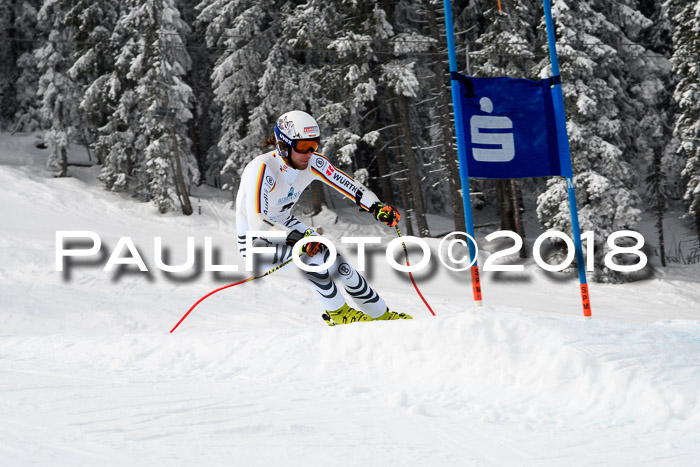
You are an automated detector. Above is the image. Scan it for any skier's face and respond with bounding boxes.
[289,147,313,170]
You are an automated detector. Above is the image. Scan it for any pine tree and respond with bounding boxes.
[667,0,700,243]
[0,0,42,132]
[99,0,198,213]
[181,0,221,185]
[638,0,676,267]
[202,0,415,221]
[373,0,434,237]
[66,0,120,164]
[197,0,285,186]
[0,3,16,127]
[309,0,393,189]
[36,0,84,176]
[0,0,41,130]
[297,0,435,234]
[534,0,659,282]
[95,2,141,193]
[13,48,42,133]
[471,0,540,77]
[384,59,432,236]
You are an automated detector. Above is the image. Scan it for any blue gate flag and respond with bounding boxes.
[453,74,566,179]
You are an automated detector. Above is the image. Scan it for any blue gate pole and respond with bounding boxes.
[443,0,482,307]
[543,0,592,317]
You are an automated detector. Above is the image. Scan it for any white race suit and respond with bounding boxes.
[235,150,388,316]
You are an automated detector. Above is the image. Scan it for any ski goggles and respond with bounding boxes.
[293,139,320,154]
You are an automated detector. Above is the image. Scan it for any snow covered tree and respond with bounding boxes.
[307,0,394,193]
[180,0,221,185]
[66,0,120,164]
[197,0,286,186]
[667,0,700,243]
[471,0,541,77]
[383,59,432,237]
[99,0,198,214]
[0,0,41,131]
[380,10,424,231]
[0,3,16,127]
[36,0,84,176]
[201,0,406,217]
[636,0,676,267]
[534,0,658,282]
[12,49,43,133]
[301,0,436,235]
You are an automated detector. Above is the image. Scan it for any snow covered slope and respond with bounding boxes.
[1,133,699,466]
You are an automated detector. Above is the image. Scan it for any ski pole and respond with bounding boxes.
[170,256,296,333]
[395,226,436,316]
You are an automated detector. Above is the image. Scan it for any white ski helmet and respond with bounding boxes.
[274,110,321,150]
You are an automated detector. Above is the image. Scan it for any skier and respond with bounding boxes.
[235,110,412,325]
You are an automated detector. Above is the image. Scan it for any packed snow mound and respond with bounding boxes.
[2,133,700,465]
[2,312,700,466]
[8,311,699,423]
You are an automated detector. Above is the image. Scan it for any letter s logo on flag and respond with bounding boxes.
[455,75,564,179]
[470,97,515,162]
